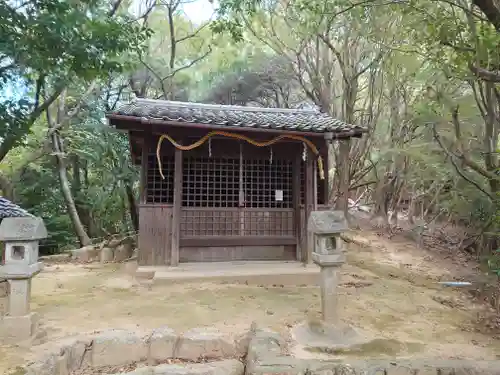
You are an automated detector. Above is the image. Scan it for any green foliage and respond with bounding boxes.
[0,0,150,158]
[16,161,77,253]
[487,171,500,275]
[488,249,500,276]
[8,115,138,253]
[68,119,139,235]
[0,0,147,79]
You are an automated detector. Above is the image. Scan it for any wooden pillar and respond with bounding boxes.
[239,142,245,236]
[139,137,148,204]
[304,148,317,263]
[293,148,302,261]
[323,144,330,205]
[171,148,182,266]
[137,137,148,266]
[335,139,351,217]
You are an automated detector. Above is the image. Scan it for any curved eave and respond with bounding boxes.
[106,113,368,140]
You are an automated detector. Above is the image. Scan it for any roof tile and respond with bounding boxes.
[0,197,32,219]
[110,99,367,136]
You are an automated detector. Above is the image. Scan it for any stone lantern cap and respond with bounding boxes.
[0,217,47,241]
[307,211,348,235]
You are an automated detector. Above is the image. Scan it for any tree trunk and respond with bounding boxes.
[48,95,91,247]
[71,155,99,237]
[125,183,139,232]
[371,172,390,225]
[335,139,351,219]
[53,133,92,247]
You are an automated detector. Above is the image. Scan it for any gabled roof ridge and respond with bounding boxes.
[133,99,323,115]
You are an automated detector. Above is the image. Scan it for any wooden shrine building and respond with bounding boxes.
[107,99,366,266]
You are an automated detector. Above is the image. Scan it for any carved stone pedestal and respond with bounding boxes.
[312,252,345,325]
[0,312,40,344]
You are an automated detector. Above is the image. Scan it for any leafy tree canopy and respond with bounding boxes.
[0,0,150,160]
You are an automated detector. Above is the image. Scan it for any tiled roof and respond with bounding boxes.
[0,197,32,219]
[109,99,367,136]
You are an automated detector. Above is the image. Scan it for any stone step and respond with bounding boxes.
[139,262,321,286]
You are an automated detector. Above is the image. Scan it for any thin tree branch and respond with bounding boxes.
[432,123,494,200]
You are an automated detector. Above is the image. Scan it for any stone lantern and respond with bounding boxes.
[292,210,369,352]
[307,210,347,324]
[0,216,47,343]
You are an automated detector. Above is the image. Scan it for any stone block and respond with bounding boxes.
[311,253,345,267]
[25,355,57,375]
[249,360,306,375]
[0,279,8,297]
[100,247,115,263]
[307,211,347,235]
[92,329,149,367]
[0,216,47,241]
[306,361,500,375]
[234,330,252,357]
[0,312,39,344]
[108,238,123,248]
[3,241,40,268]
[122,367,154,375]
[211,359,244,375]
[59,338,92,372]
[7,278,31,316]
[153,359,243,375]
[176,328,236,360]
[114,243,134,262]
[123,260,139,276]
[40,253,72,263]
[0,296,6,316]
[0,280,8,315]
[54,352,70,375]
[148,326,178,363]
[136,269,155,280]
[0,262,42,280]
[247,329,285,364]
[307,363,362,375]
[71,246,98,262]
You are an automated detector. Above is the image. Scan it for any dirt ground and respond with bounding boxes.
[2,230,500,373]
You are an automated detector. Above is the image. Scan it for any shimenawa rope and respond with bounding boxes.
[156,130,324,180]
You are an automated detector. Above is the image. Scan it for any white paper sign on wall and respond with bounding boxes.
[275,190,283,202]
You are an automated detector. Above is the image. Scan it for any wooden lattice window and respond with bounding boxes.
[243,210,294,236]
[182,157,240,207]
[181,156,294,209]
[146,154,174,204]
[243,159,293,208]
[181,209,240,236]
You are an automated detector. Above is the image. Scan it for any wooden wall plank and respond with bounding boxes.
[138,205,172,266]
[180,245,296,262]
[293,151,302,261]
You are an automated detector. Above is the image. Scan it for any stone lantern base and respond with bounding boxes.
[0,312,40,344]
[291,319,369,352]
[0,263,46,344]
